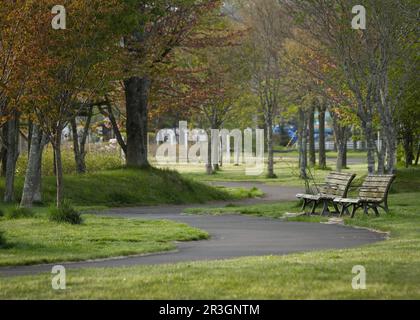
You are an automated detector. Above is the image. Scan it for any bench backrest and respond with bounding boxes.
[320,172,356,197]
[359,175,396,202]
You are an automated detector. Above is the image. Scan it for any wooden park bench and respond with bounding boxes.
[296,172,356,215]
[333,174,396,218]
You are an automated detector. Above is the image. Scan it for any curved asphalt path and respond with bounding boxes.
[0,182,385,277]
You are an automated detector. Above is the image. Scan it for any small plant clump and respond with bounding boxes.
[48,201,83,225]
[6,207,34,219]
[0,230,6,248]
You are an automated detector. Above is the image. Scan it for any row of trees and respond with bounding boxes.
[156,0,418,179]
[281,0,419,176]
[212,0,419,178]
[1,0,418,208]
[0,0,227,207]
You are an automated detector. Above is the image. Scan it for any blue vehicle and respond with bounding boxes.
[274,124,333,147]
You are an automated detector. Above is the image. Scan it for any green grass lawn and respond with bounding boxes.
[185,202,329,224]
[0,214,208,266]
[0,166,261,268]
[185,201,300,218]
[1,167,256,207]
[16,146,124,176]
[172,157,369,186]
[272,147,367,159]
[1,173,419,299]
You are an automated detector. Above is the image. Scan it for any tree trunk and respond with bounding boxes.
[0,123,8,177]
[266,116,276,178]
[53,147,57,176]
[124,76,150,168]
[352,129,358,151]
[27,121,33,156]
[99,104,127,156]
[308,106,316,167]
[4,113,20,202]
[343,143,347,168]
[20,125,45,207]
[70,107,93,174]
[206,130,213,175]
[212,133,220,172]
[53,129,64,207]
[361,139,366,151]
[331,111,350,172]
[334,131,347,172]
[362,120,377,174]
[298,109,307,179]
[219,136,223,168]
[318,105,326,169]
[377,133,386,174]
[70,118,85,174]
[402,130,414,167]
[336,139,348,172]
[385,131,397,174]
[33,135,47,203]
[415,142,420,166]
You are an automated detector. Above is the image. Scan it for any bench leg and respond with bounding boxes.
[332,202,340,215]
[310,201,318,215]
[351,204,359,218]
[378,203,389,214]
[339,203,347,217]
[301,199,307,212]
[363,203,369,215]
[372,205,379,217]
[321,200,330,216]
[345,206,351,215]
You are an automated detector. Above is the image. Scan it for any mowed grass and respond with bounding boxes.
[272,148,368,159]
[1,173,419,299]
[0,167,253,208]
[185,201,300,218]
[0,214,208,266]
[0,166,260,267]
[168,155,370,186]
[0,192,419,299]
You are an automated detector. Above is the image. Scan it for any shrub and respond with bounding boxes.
[48,201,83,225]
[6,207,34,219]
[0,208,4,217]
[0,230,6,247]
[16,146,123,176]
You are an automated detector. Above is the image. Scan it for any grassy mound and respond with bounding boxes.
[2,168,237,207]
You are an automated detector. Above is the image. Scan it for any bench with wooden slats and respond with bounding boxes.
[296,172,356,215]
[334,174,396,218]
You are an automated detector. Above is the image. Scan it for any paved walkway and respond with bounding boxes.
[0,182,385,277]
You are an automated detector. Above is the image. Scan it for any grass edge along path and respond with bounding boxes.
[0,214,209,267]
[0,167,260,208]
[0,191,419,299]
